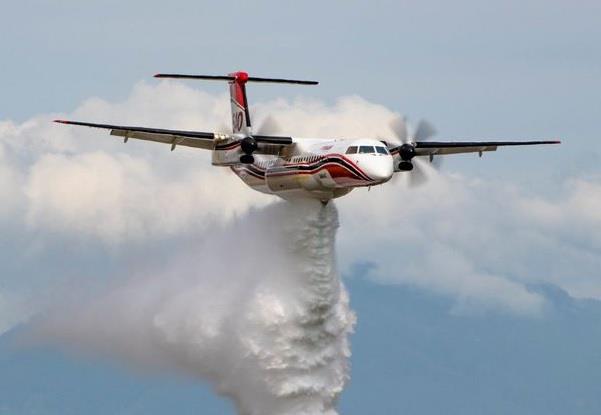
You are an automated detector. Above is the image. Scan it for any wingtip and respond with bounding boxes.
[54,119,69,124]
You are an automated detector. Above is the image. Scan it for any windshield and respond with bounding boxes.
[376,146,389,155]
[359,146,374,154]
[346,146,358,154]
[346,145,389,155]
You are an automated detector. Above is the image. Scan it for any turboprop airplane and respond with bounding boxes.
[55,71,560,202]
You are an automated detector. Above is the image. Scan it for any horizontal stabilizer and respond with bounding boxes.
[154,73,318,85]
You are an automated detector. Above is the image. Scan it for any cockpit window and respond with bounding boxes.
[359,146,374,154]
[376,146,389,155]
[346,146,358,154]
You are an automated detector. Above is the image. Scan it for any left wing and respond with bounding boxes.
[54,120,293,151]
[54,120,216,150]
[390,140,561,158]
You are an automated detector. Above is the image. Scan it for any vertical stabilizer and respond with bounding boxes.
[228,71,252,135]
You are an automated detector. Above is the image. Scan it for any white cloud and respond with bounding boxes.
[0,143,23,220]
[338,167,601,313]
[0,82,273,244]
[0,80,600,326]
[252,95,399,140]
[24,151,266,244]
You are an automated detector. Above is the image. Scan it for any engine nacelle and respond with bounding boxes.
[391,143,417,172]
[212,134,246,166]
[398,161,413,171]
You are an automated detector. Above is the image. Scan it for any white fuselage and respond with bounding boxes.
[215,137,394,201]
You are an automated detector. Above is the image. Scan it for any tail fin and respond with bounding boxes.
[228,71,252,135]
[154,72,318,135]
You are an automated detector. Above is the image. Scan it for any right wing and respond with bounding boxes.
[54,120,293,151]
[413,140,561,156]
[389,139,561,158]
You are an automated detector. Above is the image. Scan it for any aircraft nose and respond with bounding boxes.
[368,157,394,183]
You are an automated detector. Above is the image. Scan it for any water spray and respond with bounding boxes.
[38,200,355,415]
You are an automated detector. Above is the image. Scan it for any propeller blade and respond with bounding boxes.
[415,120,442,170]
[413,120,437,141]
[408,158,429,187]
[256,115,283,136]
[389,115,409,143]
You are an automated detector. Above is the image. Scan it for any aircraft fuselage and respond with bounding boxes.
[223,138,394,201]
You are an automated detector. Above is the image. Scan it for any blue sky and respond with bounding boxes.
[1,0,601,413]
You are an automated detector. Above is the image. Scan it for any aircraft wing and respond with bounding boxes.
[54,120,293,151]
[390,140,561,158]
[55,120,216,150]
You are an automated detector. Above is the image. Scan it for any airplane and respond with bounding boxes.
[55,71,560,203]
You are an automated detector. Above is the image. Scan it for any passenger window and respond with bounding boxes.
[359,146,374,154]
[346,146,358,154]
[376,146,388,155]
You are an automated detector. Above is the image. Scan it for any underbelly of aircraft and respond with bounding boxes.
[230,163,360,200]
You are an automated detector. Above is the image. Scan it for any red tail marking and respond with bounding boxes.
[234,71,249,83]
[229,71,249,109]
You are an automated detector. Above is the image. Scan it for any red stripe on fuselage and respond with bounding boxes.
[233,155,376,186]
[215,141,241,151]
[267,162,364,181]
[275,154,373,181]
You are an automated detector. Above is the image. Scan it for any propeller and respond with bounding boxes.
[255,115,283,136]
[414,119,436,142]
[389,116,439,187]
[413,119,442,168]
[389,115,409,143]
[238,115,283,164]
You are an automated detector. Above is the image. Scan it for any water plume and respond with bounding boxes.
[37,199,355,415]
